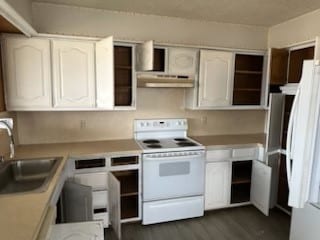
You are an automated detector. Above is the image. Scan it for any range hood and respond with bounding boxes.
[137,74,194,88]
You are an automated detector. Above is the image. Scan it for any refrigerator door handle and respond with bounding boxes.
[286,87,301,189]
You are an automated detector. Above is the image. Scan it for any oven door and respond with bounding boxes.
[143,151,205,201]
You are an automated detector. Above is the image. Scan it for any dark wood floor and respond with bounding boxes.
[105,206,291,240]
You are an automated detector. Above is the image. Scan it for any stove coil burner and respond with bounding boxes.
[143,139,160,144]
[147,144,162,148]
[177,142,197,147]
[174,138,188,142]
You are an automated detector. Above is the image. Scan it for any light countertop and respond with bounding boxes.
[0,139,141,240]
[192,133,265,149]
[0,134,265,240]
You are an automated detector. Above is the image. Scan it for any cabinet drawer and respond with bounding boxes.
[206,149,232,161]
[73,172,107,191]
[232,147,258,159]
[93,212,109,228]
[93,190,108,209]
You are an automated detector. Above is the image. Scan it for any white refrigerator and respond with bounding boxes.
[284,60,320,240]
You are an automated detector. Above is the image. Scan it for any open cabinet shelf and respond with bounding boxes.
[114,45,133,106]
[121,195,139,219]
[231,160,252,204]
[112,170,138,197]
[233,54,264,105]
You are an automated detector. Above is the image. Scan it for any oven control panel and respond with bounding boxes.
[134,119,188,132]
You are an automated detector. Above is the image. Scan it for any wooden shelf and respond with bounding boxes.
[231,160,252,203]
[235,70,262,75]
[233,54,263,105]
[114,45,133,107]
[233,88,261,92]
[115,86,132,91]
[121,192,138,197]
[113,170,138,196]
[232,178,251,185]
[115,65,132,70]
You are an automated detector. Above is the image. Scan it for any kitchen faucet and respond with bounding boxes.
[0,118,15,161]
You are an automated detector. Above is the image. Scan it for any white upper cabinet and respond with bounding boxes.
[52,40,95,108]
[95,36,114,109]
[198,50,234,107]
[168,48,198,75]
[3,37,52,110]
[136,40,154,71]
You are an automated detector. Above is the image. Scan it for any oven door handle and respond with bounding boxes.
[143,153,204,162]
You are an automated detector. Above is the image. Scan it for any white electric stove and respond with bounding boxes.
[134,119,205,225]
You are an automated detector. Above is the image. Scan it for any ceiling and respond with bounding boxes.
[32,0,320,26]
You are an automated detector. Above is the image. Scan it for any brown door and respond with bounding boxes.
[269,48,289,85]
[288,47,315,83]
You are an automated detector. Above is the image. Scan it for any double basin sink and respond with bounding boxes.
[0,157,62,195]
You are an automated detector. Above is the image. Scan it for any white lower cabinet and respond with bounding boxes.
[205,148,272,216]
[205,161,231,210]
[250,160,272,215]
[49,221,104,240]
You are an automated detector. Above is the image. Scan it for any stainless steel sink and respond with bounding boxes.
[0,157,62,195]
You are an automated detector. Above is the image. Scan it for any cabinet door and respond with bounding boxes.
[266,93,285,153]
[168,48,198,75]
[205,162,231,210]
[4,37,52,109]
[251,160,272,216]
[108,172,121,239]
[198,50,234,107]
[96,36,114,109]
[0,50,5,112]
[136,40,153,71]
[62,180,93,222]
[49,221,104,240]
[52,40,95,108]
[269,48,289,85]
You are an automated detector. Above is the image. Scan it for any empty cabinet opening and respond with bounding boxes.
[231,161,252,204]
[111,156,139,166]
[121,195,138,219]
[114,46,133,106]
[282,96,294,149]
[231,183,251,203]
[277,154,292,212]
[75,158,106,169]
[153,48,165,72]
[288,47,314,83]
[233,54,263,105]
[112,170,139,219]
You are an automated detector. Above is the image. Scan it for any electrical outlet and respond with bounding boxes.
[201,116,207,125]
[0,118,13,129]
[80,120,87,129]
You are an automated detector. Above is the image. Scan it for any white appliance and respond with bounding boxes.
[284,61,320,239]
[134,118,205,225]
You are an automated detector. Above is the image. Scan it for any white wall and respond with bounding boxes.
[5,0,33,25]
[16,89,266,144]
[32,2,268,50]
[6,2,268,145]
[269,9,320,48]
